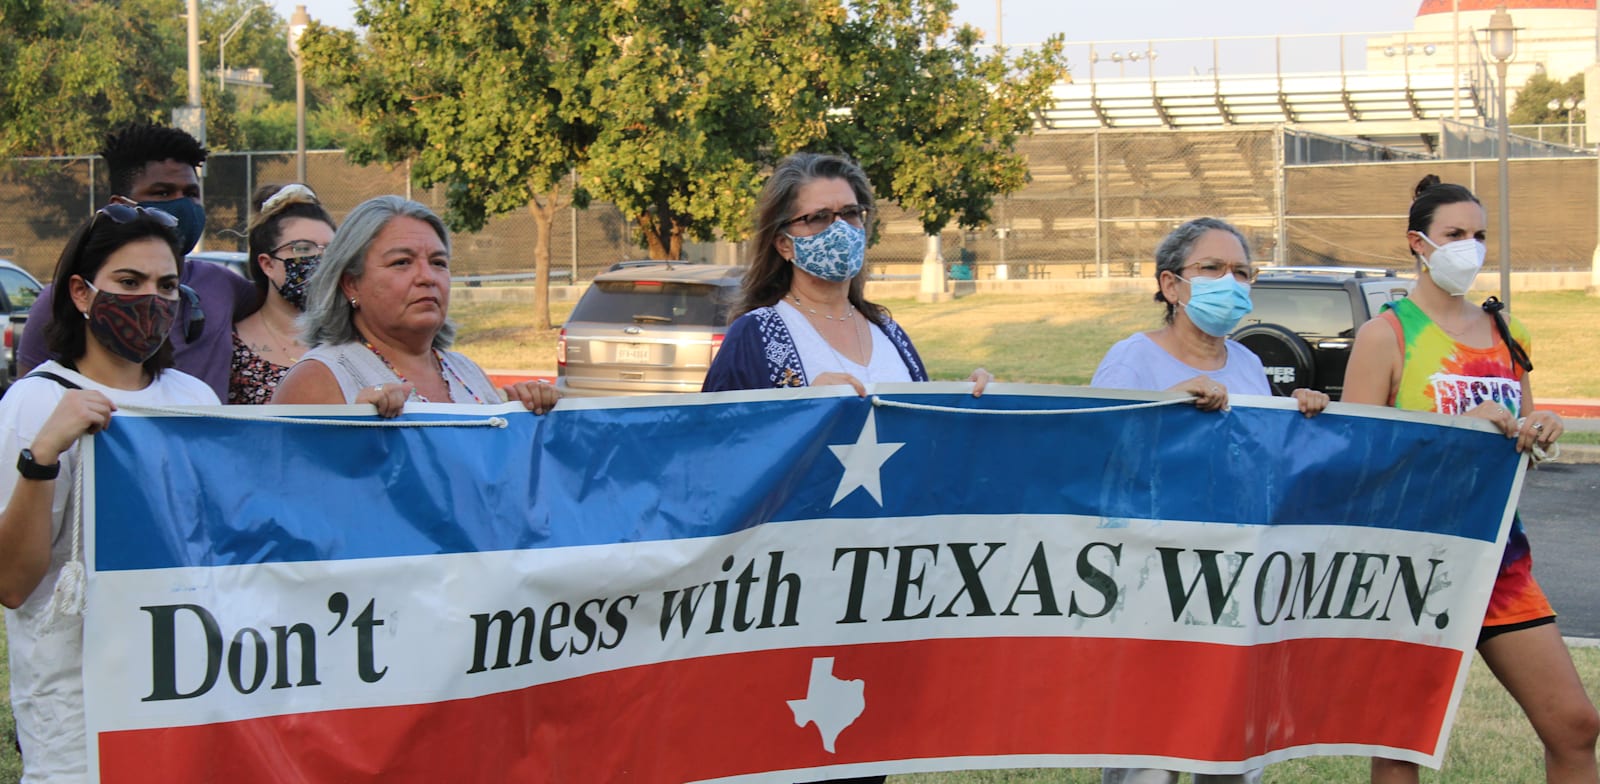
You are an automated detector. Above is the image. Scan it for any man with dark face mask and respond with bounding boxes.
[16,123,257,399]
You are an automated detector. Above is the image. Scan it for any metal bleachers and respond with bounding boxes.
[1043,69,1483,130]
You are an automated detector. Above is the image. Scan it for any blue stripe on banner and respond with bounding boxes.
[91,390,1520,572]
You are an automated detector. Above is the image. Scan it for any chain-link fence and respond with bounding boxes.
[0,150,650,282]
[1285,156,1598,271]
[3,133,1595,284]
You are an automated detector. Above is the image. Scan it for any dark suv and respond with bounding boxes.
[556,261,743,397]
[1232,267,1414,400]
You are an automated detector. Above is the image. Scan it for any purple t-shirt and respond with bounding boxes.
[18,262,257,400]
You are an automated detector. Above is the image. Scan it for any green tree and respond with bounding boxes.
[303,0,1064,327]
[302,0,604,330]
[0,0,185,157]
[1510,72,1585,127]
[579,0,851,259]
[826,0,1066,239]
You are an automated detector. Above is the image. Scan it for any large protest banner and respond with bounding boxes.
[79,384,1525,782]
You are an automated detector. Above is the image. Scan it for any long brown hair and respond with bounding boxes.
[734,152,889,325]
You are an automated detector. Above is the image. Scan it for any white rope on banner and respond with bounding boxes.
[46,404,511,623]
[116,404,510,429]
[871,395,1198,415]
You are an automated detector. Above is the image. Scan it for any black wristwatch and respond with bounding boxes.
[17,448,60,481]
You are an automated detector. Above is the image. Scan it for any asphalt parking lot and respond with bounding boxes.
[1519,461,1600,640]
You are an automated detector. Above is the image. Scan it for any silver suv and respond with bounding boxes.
[556,261,743,397]
[2,259,45,389]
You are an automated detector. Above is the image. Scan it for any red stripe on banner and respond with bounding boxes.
[99,636,1459,783]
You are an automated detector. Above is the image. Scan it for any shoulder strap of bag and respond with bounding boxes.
[1480,296,1533,374]
[21,371,83,390]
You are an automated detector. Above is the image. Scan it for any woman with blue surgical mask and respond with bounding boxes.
[1091,217,1329,418]
[1345,176,1595,784]
[1091,217,1324,784]
[703,152,991,398]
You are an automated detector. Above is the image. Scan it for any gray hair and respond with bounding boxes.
[298,195,457,349]
[1152,217,1250,323]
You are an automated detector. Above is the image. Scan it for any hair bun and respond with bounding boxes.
[1413,174,1443,201]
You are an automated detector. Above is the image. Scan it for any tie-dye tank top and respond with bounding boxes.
[1382,297,1528,416]
[1380,296,1533,575]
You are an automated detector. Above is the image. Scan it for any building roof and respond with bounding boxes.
[1418,0,1594,15]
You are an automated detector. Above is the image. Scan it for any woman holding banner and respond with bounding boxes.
[703,152,990,397]
[1344,175,1597,784]
[702,152,988,784]
[271,195,559,416]
[0,204,218,779]
[1091,217,1327,784]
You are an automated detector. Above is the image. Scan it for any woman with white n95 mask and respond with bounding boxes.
[1344,174,1597,784]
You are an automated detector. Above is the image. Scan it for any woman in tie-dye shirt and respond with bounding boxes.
[1344,175,1597,784]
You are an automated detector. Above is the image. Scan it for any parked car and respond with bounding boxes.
[556,261,743,397]
[1232,266,1414,400]
[2,259,46,393]
[186,250,251,279]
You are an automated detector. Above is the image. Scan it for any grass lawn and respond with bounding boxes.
[447,290,1600,399]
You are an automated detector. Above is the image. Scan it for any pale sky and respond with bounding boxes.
[270,0,1426,75]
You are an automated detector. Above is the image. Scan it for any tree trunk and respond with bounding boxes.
[636,210,682,260]
[527,186,564,331]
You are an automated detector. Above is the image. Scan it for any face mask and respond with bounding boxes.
[82,281,180,363]
[1179,274,1254,337]
[137,197,206,255]
[786,219,866,282]
[1414,233,1486,297]
[273,255,319,311]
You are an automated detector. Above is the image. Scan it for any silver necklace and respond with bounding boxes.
[788,292,854,321]
[821,315,872,379]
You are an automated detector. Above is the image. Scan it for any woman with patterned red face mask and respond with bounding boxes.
[0,204,218,780]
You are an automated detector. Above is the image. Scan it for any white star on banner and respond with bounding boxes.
[828,409,905,507]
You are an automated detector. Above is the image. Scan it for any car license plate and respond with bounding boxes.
[614,343,651,364]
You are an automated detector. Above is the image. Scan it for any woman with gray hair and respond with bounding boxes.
[1091,216,1327,416]
[1093,217,1324,784]
[272,195,558,416]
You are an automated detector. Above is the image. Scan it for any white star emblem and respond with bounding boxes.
[828,410,905,506]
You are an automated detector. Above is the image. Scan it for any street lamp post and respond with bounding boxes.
[287,5,311,184]
[220,3,270,95]
[1547,96,1585,146]
[1487,4,1518,307]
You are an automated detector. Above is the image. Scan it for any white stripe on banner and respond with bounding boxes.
[86,513,1496,733]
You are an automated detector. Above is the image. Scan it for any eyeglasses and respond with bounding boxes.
[1181,261,1256,284]
[93,202,179,230]
[269,240,328,263]
[783,205,871,237]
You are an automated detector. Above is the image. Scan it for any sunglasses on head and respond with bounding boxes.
[93,202,180,230]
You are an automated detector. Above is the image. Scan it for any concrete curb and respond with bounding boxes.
[1554,444,1600,465]
[1567,637,1600,649]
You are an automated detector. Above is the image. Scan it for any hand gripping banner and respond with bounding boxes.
[78,384,1526,782]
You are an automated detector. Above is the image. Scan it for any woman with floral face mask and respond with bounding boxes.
[0,205,217,780]
[703,152,990,398]
[229,183,336,404]
[1345,176,1597,784]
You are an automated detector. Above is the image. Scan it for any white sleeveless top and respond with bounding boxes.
[300,341,500,404]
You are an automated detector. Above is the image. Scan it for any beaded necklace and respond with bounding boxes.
[359,337,486,404]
